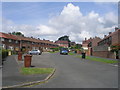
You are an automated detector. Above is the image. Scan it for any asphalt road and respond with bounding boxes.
[30,52,118,88]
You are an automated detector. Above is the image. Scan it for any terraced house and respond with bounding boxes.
[0,32,58,52]
[92,28,120,59]
[82,27,120,59]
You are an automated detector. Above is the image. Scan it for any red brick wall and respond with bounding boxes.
[92,51,115,59]
[92,38,101,47]
[112,30,119,45]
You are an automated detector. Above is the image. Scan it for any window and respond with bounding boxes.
[2,44,6,49]
[1,38,4,41]
[32,42,34,44]
[9,39,12,42]
[9,46,14,50]
[15,41,18,43]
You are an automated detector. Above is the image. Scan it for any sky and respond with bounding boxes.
[2,2,118,43]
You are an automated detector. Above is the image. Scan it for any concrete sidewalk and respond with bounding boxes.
[2,53,55,88]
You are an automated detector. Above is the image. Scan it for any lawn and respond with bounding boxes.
[68,52,76,55]
[49,51,59,53]
[76,55,118,64]
[21,68,54,75]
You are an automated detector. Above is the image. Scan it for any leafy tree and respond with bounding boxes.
[111,45,120,52]
[11,31,24,36]
[58,35,70,42]
[111,44,120,59]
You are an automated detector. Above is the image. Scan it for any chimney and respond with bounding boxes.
[109,32,112,35]
[104,35,107,38]
[115,27,119,31]
[85,38,87,41]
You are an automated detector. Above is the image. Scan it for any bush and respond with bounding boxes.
[2,49,9,59]
[2,49,13,59]
[50,47,60,51]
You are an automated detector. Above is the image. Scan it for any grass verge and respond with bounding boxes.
[49,51,59,53]
[21,68,54,75]
[68,52,76,55]
[76,55,118,64]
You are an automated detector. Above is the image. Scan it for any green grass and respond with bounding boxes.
[68,52,76,55]
[49,51,59,53]
[21,68,54,75]
[76,55,118,64]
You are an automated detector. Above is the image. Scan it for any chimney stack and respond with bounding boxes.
[85,38,87,41]
[104,35,107,38]
[109,32,112,35]
[115,27,119,31]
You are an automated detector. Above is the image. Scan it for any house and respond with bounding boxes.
[0,32,58,52]
[55,40,69,48]
[92,27,120,59]
[82,37,93,55]
[88,37,102,56]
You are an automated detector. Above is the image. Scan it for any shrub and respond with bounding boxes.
[2,49,13,59]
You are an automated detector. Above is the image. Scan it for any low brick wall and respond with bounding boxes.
[92,51,115,59]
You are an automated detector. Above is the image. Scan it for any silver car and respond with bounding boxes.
[28,50,42,55]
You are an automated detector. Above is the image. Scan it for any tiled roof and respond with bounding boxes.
[0,32,19,40]
[99,29,120,42]
[82,38,92,44]
[55,40,69,44]
[0,32,57,45]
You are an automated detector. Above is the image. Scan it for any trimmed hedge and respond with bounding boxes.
[1,49,15,59]
[2,49,9,59]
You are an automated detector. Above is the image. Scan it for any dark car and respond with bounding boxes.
[60,48,69,55]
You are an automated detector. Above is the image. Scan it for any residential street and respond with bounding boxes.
[29,52,118,88]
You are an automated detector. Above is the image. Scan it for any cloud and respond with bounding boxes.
[36,25,58,35]
[2,3,117,43]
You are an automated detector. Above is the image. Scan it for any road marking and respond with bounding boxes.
[110,64,118,67]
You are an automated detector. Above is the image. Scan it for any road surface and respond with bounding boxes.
[30,52,118,88]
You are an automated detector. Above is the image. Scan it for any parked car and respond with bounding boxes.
[60,48,69,55]
[28,50,42,55]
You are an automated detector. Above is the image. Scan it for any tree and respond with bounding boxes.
[11,32,24,36]
[58,35,70,42]
[111,44,120,59]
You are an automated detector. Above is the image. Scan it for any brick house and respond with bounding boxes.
[92,28,120,59]
[82,38,93,55]
[55,40,69,48]
[88,37,102,56]
[0,32,58,52]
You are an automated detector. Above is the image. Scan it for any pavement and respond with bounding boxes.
[30,52,118,88]
[2,52,55,88]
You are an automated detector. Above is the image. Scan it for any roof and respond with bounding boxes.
[82,38,92,44]
[55,40,69,44]
[0,32,19,40]
[98,29,120,42]
[0,32,57,45]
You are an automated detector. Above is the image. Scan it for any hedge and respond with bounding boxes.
[1,49,15,59]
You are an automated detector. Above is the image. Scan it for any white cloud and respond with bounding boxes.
[2,3,117,43]
[36,25,58,35]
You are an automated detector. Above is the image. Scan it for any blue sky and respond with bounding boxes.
[2,2,118,25]
[2,2,118,43]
